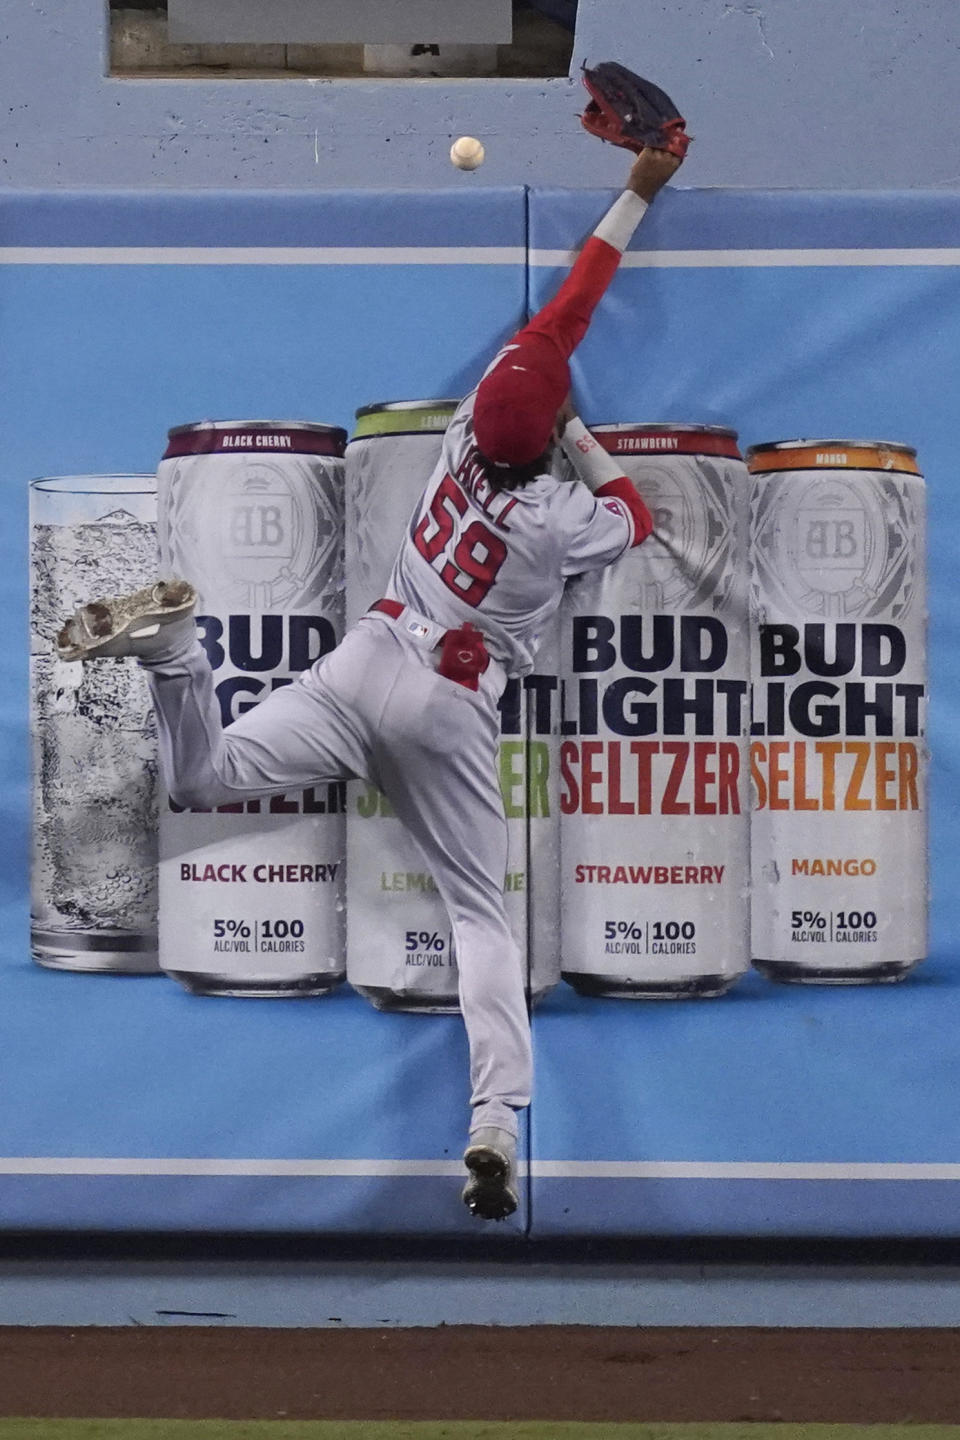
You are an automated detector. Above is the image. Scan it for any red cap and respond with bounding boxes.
[473,335,570,468]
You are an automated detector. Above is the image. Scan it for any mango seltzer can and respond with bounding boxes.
[748,438,927,984]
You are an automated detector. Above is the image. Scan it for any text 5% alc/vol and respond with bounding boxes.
[212,919,305,939]
[405,931,447,952]
[790,910,877,930]
[604,920,697,941]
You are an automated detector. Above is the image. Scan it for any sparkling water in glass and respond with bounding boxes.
[30,475,161,972]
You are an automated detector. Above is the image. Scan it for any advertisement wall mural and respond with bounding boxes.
[1,185,958,1234]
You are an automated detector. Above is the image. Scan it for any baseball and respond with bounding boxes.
[450,136,485,171]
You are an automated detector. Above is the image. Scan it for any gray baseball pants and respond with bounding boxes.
[142,610,532,1139]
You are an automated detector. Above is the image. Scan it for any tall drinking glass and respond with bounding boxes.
[30,475,161,972]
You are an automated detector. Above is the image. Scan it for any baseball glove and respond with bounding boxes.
[580,62,690,158]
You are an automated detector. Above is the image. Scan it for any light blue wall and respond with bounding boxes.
[2,0,959,190]
[3,0,960,1319]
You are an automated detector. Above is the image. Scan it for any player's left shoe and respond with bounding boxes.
[462,1127,519,1221]
[57,579,197,662]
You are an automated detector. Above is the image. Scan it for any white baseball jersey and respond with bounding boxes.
[384,377,640,678]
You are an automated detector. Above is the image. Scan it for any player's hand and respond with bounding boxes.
[627,147,683,202]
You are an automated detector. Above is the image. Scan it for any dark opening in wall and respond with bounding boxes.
[109,0,577,78]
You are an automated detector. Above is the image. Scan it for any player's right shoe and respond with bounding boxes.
[462,1127,519,1222]
[56,579,197,662]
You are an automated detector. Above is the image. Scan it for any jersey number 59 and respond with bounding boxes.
[413,474,507,607]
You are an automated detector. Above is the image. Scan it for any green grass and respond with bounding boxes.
[1,1426,960,1440]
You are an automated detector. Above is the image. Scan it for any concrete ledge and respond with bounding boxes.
[2,1258,960,1327]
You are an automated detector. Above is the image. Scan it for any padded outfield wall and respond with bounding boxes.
[0,184,958,1236]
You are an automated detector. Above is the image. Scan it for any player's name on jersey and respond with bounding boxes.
[177,862,340,883]
[452,453,520,531]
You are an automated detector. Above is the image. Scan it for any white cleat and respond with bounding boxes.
[462,1126,519,1222]
[56,580,197,662]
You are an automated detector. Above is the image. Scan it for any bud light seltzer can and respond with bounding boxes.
[157,420,348,997]
[748,439,927,984]
[30,475,162,973]
[345,400,560,1012]
[560,425,751,999]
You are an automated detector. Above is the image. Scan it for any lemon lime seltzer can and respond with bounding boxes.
[344,400,560,1012]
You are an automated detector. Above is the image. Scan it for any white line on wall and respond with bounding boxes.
[0,1158,958,1180]
[532,247,960,268]
[0,247,527,265]
[2,247,959,268]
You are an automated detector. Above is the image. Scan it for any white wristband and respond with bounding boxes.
[561,418,625,493]
[592,190,648,253]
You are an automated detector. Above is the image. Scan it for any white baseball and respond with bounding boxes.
[450,136,485,171]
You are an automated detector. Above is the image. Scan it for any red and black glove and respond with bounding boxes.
[581,62,690,159]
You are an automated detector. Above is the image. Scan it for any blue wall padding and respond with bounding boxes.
[0,188,527,248]
[3,185,960,1235]
[528,186,960,1236]
[0,187,528,1234]
[530,186,960,252]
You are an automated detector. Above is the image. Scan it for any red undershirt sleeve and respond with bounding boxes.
[595,475,654,548]
[520,236,624,359]
[506,189,650,359]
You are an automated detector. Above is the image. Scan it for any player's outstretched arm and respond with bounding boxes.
[522,147,682,360]
[470,150,682,474]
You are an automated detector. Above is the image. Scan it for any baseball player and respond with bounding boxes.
[57,145,682,1221]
